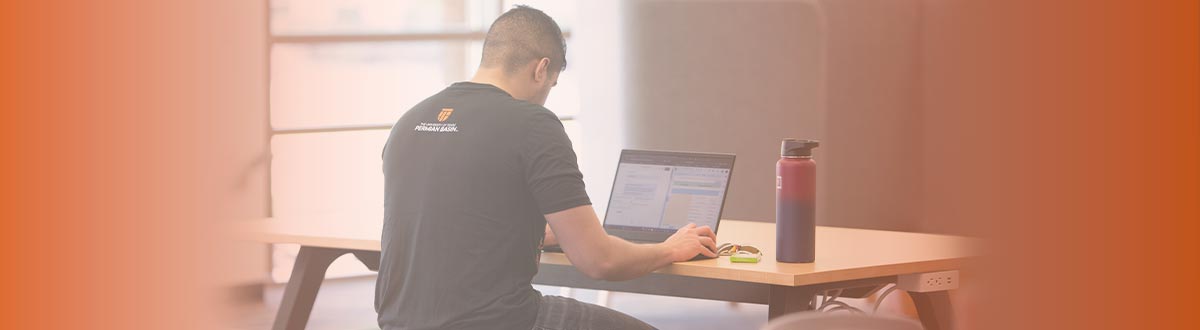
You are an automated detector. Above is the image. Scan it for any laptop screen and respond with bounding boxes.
[603,150,735,235]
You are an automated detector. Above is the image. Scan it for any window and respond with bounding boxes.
[267,0,581,281]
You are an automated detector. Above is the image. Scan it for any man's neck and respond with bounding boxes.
[470,68,525,100]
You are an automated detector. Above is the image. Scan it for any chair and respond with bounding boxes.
[762,312,923,330]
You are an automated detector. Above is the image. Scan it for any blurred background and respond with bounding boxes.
[241,1,951,328]
[262,0,928,285]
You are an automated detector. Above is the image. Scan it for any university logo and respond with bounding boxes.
[414,108,460,133]
[437,108,454,122]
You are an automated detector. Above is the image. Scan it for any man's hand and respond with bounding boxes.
[546,206,722,280]
[661,223,718,262]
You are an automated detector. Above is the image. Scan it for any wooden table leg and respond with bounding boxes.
[767,285,818,319]
[352,250,381,271]
[272,246,349,330]
[909,291,954,330]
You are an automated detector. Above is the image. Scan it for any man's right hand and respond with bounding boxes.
[547,206,720,280]
[661,223,718,262]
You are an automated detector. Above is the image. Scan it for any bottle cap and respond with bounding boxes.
[781,139,819,158]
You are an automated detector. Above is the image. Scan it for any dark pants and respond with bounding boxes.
[533,295,657,330]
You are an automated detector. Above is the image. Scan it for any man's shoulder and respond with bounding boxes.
[508,100,559,122]
[457,91,560,128]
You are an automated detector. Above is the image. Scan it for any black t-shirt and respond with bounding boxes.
[375,82,591,330]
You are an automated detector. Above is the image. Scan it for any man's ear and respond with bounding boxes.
[533,57,551,84]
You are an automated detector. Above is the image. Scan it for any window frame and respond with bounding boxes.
[264,0,576,208]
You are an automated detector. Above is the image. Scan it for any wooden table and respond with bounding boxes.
[241,218,980,330]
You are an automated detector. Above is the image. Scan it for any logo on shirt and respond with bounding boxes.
[437,108,454,122]
[414,107,459,133]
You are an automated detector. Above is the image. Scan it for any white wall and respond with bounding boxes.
[575,0,630,217]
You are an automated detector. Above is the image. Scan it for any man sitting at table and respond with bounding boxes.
[375,5,718,330]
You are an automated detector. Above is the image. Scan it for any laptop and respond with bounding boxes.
[601,149,736,244]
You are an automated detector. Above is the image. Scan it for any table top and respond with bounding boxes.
[238,217,982,286]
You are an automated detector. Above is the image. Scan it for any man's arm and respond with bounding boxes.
[544,205,718,281]
[543,224,557,247]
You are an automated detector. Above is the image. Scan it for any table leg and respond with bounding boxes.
[352,250,381,271]
[909,291,954,330]
[767,285,818,319]
[272,246,348,330]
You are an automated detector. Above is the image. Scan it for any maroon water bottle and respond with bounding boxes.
[777,139,819,263]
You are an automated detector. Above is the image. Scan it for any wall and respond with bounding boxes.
[622,0,827,224]
[916,0,999,236]
[819,0,923,231]
[618,0,925,232]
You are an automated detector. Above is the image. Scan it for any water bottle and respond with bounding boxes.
[776,139,819,263]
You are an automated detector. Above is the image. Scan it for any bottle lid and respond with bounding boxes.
[781,139,819,157]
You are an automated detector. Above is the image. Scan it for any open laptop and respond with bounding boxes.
[601,149,735,245]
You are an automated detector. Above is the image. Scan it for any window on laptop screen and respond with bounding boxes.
[604,151,733,233]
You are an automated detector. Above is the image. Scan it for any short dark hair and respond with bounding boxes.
[480,5,567,73]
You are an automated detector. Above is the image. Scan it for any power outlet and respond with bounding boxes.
[896,270,959,292]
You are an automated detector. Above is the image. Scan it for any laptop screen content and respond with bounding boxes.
[604,150,734,235]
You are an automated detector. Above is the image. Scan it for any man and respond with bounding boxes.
[376,6,718,330]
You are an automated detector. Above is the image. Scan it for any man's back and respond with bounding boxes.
[375,82,589,330]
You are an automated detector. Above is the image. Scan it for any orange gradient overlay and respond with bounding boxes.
[0,1,262,329]
[0,0,1195,329]
[919,1,1198,328]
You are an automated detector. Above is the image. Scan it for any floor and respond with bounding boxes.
[226,275,780,330]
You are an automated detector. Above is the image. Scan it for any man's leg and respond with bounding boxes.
[533,295,657,330]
